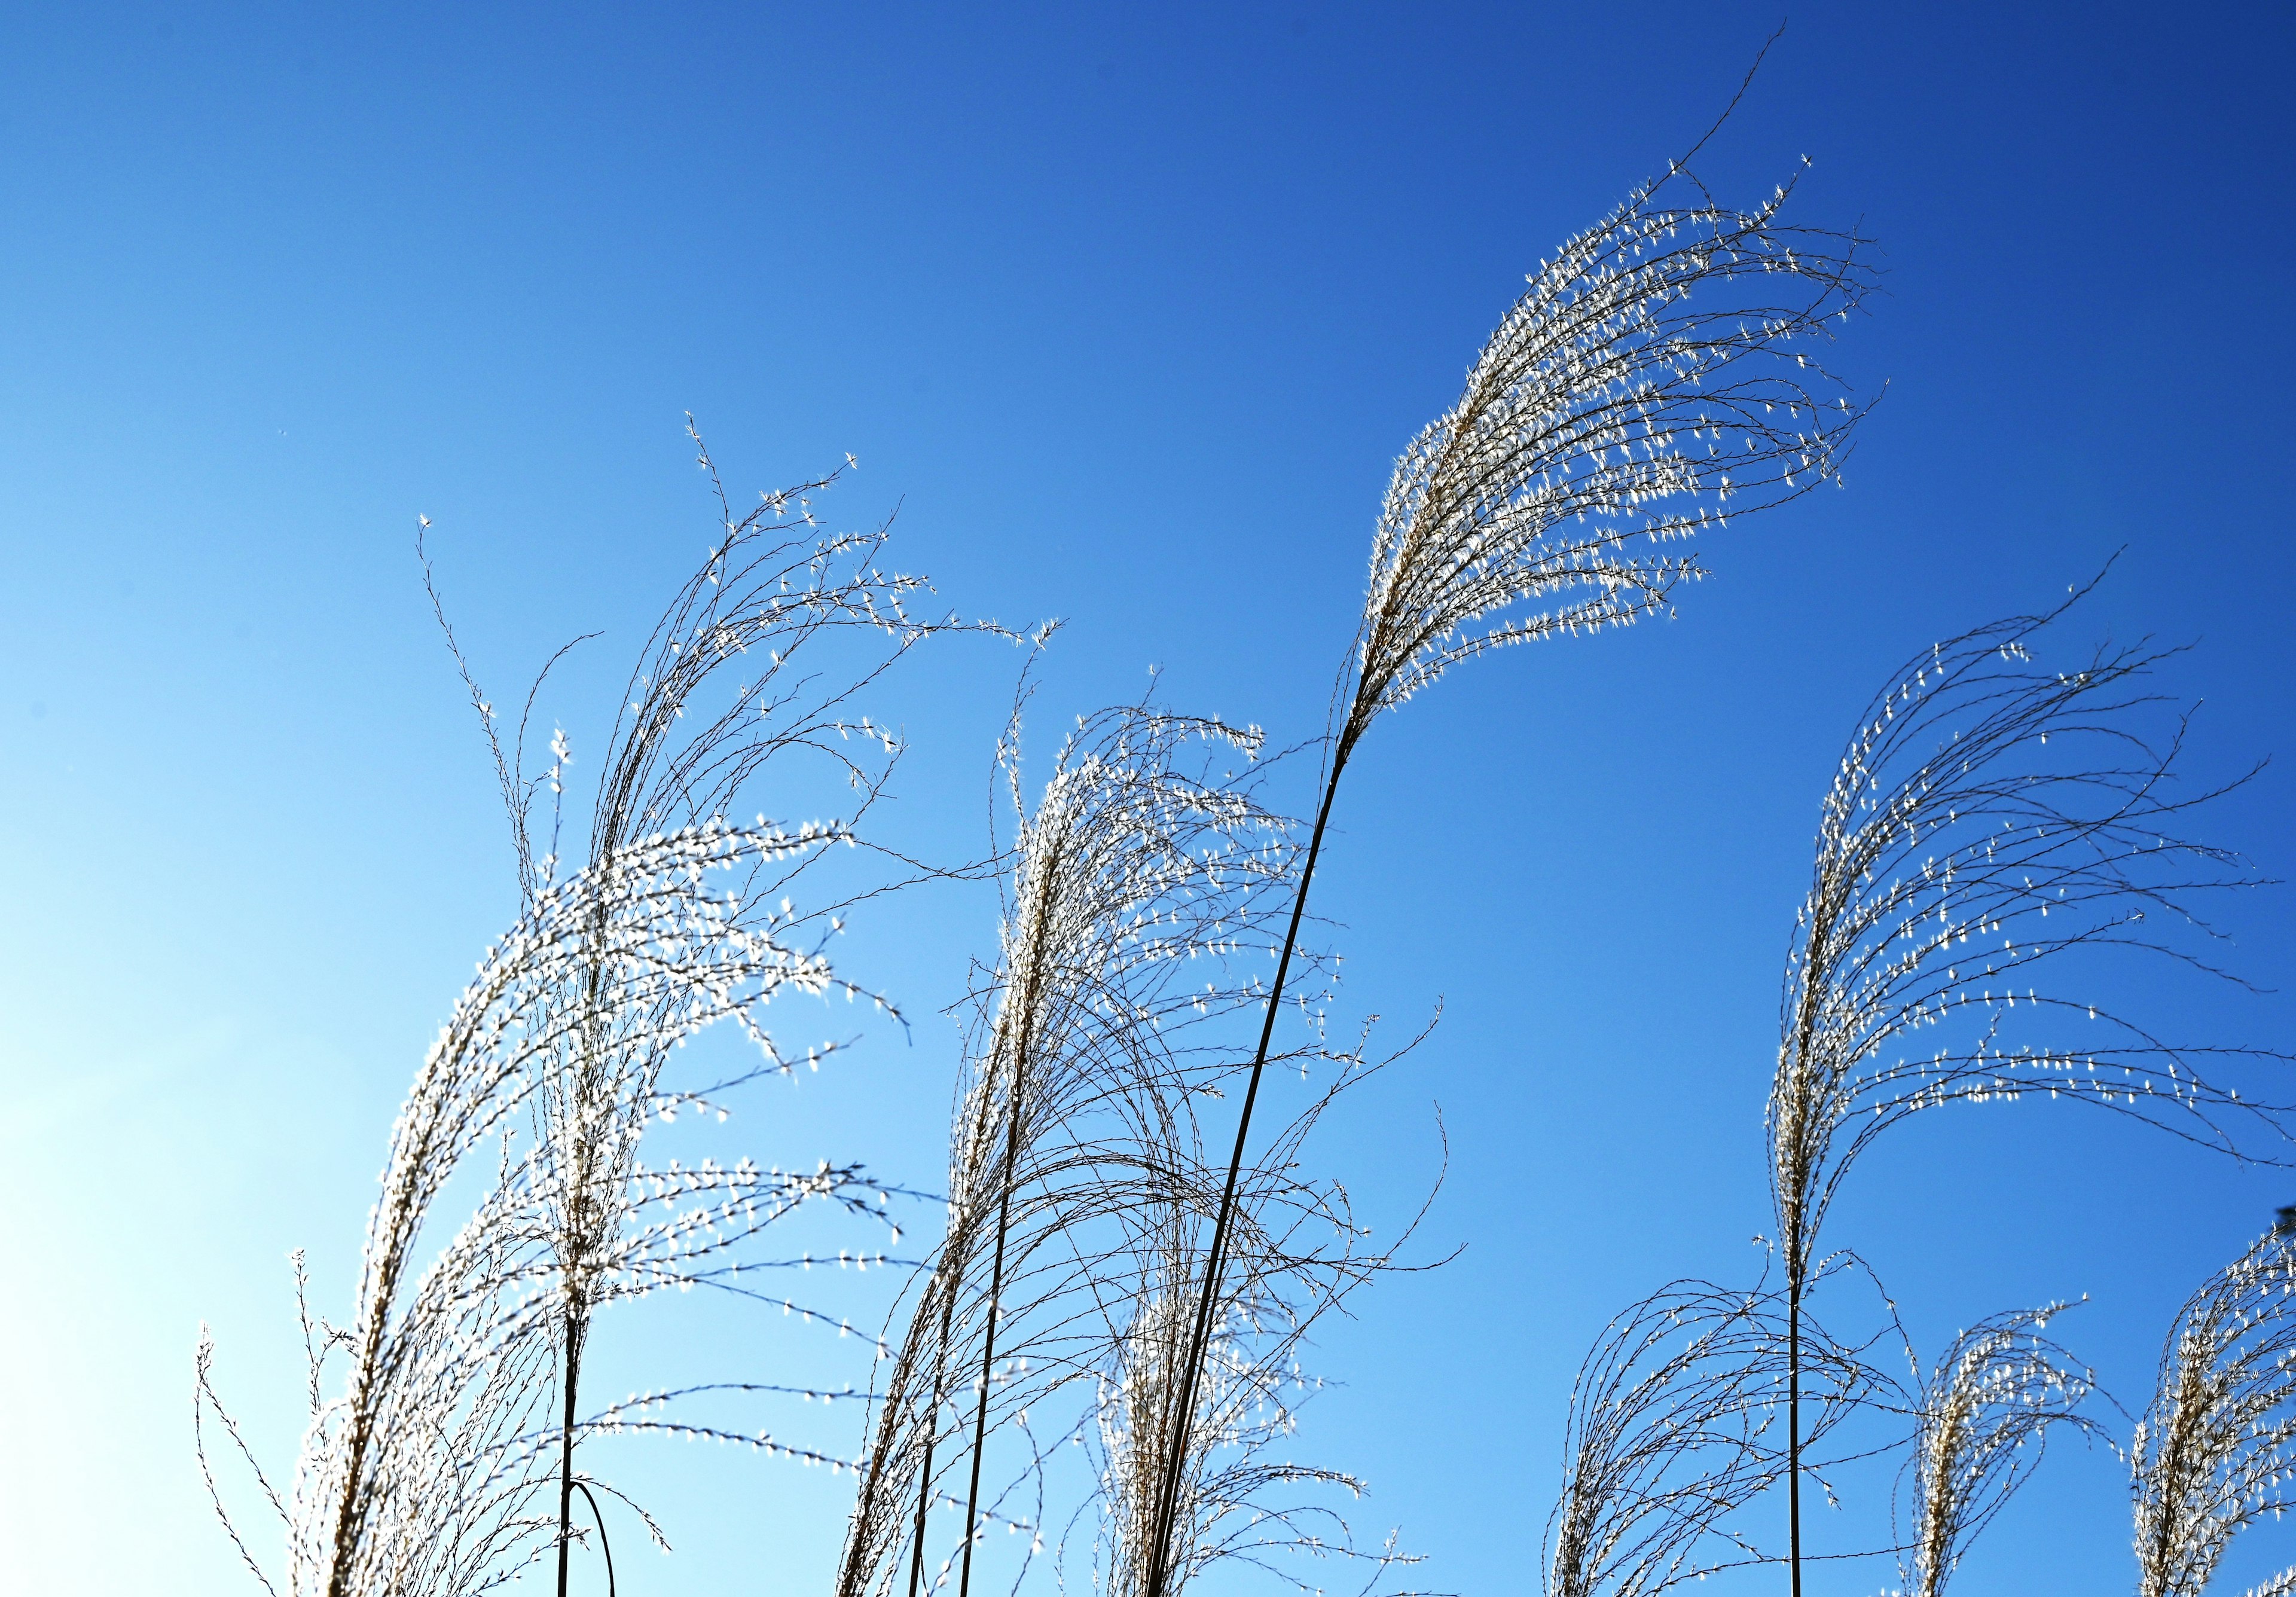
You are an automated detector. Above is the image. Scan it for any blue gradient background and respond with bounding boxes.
[3,4,2292,1592]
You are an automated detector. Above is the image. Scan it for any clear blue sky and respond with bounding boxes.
[4,3,2293,1592]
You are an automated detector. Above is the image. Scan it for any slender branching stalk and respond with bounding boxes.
[2132,1220,2296,1597]
[1769,590,2288,1595]
[1546,1265,1879,1597]
[1895,1305,2100,1597]
[1144,139,1879,1597]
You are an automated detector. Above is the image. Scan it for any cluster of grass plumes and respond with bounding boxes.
[197,81,2296,1597]
[1533,582,2290,1597]
[430,422,1017,1592]
[1763,582,2291,1588]
[2132,1223,2296,1597]
[836,702,1428,1597]
[833,703,1306,1597]
[1895,1304,2102,1597]
[195,817,892,1595]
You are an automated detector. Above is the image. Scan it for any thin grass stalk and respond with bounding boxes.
[957,1037,1033,1597]
[904,1030,1022,1597]
[1786,1290,1801,1597]
[572,1482,617,1597]
[1144,134,1877,1596]
[557,1319,583,1597]
[904,1275,961,1597]
[1140,758,1342,1597]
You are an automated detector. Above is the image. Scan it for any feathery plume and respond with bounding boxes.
[201,445,949,1596]
[1546,1268,1877,1597]
[2132,1224,2296,1597]
[836,704,1312,1597]
[1897,1305,2099,1597]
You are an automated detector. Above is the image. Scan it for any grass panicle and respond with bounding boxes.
[2132,1221,2296,1597]
[1545,1264,1880,1597]
[1896,1304,2101,1597]
[836,704,1317,1597]
[199,449,957,1596]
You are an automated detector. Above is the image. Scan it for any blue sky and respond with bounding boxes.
[4,2,2294,1592]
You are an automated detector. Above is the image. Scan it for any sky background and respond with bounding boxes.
[4,2,2294,1592]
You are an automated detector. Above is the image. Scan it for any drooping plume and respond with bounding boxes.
[1151,148,1880,1597]
[1545,1268,1876,1597]
[1340,164,1875,760]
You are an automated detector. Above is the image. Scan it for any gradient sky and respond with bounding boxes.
[5,4,2294,1593]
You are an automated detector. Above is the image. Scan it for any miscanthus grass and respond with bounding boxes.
[833,700,1425,1597]
[833,704,1308,1597]
[1895,1305,2101,1597]
[2132,1219,2296,1597]
[1544,1263,1881,1597]
[1143,132,1879,1597]
[197,442,968,1596]
[1080,990,1436,1597]
[430,427,985,1597]
[1086,1214,1420,1597]
[1767,586,2289,1592]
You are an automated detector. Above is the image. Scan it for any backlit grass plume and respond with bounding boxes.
[198,445,954,1596]
[1896,1305,2100,1597]
[835,704,1315,1597]
[1545,1269,1876,1597]
[1083,1008,1436,1597]
[2132,1220,2296,1597]
[1339,164,1873,756]
[431,431,969,1595]
[1146,145,1879,1597]
[1089,1230,1414,1597]
[194,821,886,1596]
[1767,590,2288,1593]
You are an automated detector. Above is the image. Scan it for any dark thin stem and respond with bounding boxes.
[905,1282,962,1597]
[572,1480,616,1597]
[912,1019,1019,1597]
[956,1049,1030,1597]
[1787,1260,1802,1597]
[1142,752,1347,1597]
[557,1317,584,1597]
